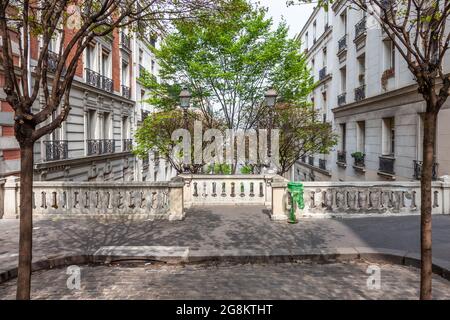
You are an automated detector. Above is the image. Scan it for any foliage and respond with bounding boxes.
[206,163,232,174]
[240,164,254,174]
[351,152,365,160]
[142,0,315,130]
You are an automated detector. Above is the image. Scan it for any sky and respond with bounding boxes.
[251,0,316,38]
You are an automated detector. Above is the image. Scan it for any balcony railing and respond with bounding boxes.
[355,16,367,39]
[337,151,346,164]
[355,85,366,102]
[413,160,439,181]
[319,67,328,81]
[121,85,131,99]
[44,140,68,161]
[319,159,327,170]
[85,68,114,93]
[308,156,315,166]
[87,139,116,156]
[122,139,132,152]
[379,156,395,175]
[337,93,346,106]
[120,32,131,50]
[338,35,347,53]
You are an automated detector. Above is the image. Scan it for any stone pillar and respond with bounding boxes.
[271,175,288,221]
[168,177,185,221]
[3,176,20,219]
[440,175,450,214]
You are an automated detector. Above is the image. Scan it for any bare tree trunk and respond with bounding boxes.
[16,143,34,300]
[420,109,437,300]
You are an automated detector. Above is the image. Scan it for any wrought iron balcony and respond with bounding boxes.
[337,150,346,164]
[87,139,116,156]
[122,139,132,152]
[44,140,68,161]
[355,85,366,102]
[338,35,347,53]
[121,85,131,99]
[319,67,328,81]
[120,32,131,50]
[85,68,114,93]
[413,160,439,181]
[308,156,315,166]
[379,156,395,175]
[319,159,327,170]
[337,93,346,106]
[353,156,365,168]
[355,17,367,39]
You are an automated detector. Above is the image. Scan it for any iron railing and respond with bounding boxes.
[87,139,116,156]
[355,85,366,102]
[319,159,327,170]
[355,16,367,39]
[338,93,346,106]
[121,85,131,99]
[44,140,68,161]
[337,150,346,163]
[353,156,365,167]
[379,156,395,175]
[122,139,132,152]
[338,35,347,53]
[319,67,328,81]
[85,68,114,93]
[413,160,439,180]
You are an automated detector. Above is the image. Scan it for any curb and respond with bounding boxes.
[1,247,450,284]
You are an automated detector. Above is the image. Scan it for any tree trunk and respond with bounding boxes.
[420,109,437,300]
[16,143,34,300]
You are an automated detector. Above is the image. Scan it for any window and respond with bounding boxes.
[121,60,129,86]
[341,10,347,34]
[101,50,110,77]
[86,44,96,70]
[384,40,395,70]
[122,116,129,140]
[102,112,112,139]
[151,59,155,74]
[138,48,143,65]
[304,32,308,49]
[356,121,365,152]
[340,123,346,151]
[357,55,365,85]
[340,67,346,93]
[382,117,395,156]
[87,110,97,140]
[323,47,327,67]
[324,11,329,29]
[313,21,317,42]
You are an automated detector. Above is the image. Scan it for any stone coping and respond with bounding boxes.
[1,247,449,284]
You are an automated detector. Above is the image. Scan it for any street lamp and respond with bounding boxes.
[179,87,191,129]
[265,88,277,167]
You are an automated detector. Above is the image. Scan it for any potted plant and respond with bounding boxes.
[351,151,365,167]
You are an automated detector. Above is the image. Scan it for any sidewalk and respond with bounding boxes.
[1,206,450,277]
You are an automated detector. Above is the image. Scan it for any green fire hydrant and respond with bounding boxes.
[287,182,304,224]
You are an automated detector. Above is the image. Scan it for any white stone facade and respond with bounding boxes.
[294,1,450,182]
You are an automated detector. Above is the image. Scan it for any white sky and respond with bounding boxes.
[252,0,316,38]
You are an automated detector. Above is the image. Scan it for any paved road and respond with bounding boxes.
[1,206,450,274]
[1,261,450,300]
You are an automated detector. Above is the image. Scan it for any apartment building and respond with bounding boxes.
[0,21,164,181]
[295,1,450,182]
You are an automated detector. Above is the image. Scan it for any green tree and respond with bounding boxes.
[290,0,450,299]
[145,0,315,130]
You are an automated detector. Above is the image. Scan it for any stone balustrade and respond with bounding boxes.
[179,174,276,207]
[271,177,450,220]
[0,176,184,220]
[1,174,450,221]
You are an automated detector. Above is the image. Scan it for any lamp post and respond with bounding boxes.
[264,88,278,167]
[179,87,191,130]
